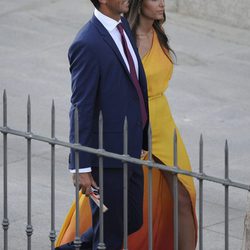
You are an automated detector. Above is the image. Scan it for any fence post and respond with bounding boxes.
[97,111,106,250]
[173,129,179,250]
[26,95,33,250]
[2,90,9,250]
[1,92,250,249]
[73,107,81,250]
[199,134,204,250]
[49,100,56,249]
[148,123,153,250]
[225,140,229,250]
[123,117,128,250]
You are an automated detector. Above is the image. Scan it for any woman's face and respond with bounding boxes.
[141,0,165,21]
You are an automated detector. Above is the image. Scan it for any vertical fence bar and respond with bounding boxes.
[225,140,229,250]
[173,129,179,250]
[49,100,56,249]
[73,108,81,250]
[26,95,33,250]
[2,90,9,250]
[199,134,203,250]
[148,124,153,250]
[98,111,106,250]
[123,117,128,250]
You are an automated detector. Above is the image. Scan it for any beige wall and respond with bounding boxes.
[167,0,250,30]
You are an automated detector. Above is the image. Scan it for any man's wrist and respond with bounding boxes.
[70,167,92,173]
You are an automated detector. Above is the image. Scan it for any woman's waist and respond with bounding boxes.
[148,93,165,101]
[148,93,171,115]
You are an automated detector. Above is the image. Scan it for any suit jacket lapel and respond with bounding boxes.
[91,15,147,98]
[91,15,132,79]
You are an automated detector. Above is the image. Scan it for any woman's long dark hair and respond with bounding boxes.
[125,0,176,62]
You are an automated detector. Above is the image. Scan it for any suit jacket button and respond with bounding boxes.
[137,121,142,126]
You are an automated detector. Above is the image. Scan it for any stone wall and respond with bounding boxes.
[166,0,250,30]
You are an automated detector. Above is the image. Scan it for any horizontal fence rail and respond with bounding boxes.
[1,125,249,191]
[1,90,250,250]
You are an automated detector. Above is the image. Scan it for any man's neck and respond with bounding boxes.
[98,7,121,22]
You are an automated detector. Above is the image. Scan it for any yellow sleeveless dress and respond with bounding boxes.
[128,31,197,249]
[56,31,197,249]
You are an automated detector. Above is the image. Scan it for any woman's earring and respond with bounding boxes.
[138,6,141,15]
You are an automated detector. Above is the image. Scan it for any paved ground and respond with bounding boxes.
[0,1,250,249]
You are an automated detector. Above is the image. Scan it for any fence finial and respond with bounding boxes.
[199,134,203,172]
[99,111,103,149]
[51,100,55,138]
[3,89,7,127]
[27,95,31,132]
[200,134,203,145]
[173,129,178,166]
[225,140,229,179]
[147,122,152,161]
[123,116,128,155]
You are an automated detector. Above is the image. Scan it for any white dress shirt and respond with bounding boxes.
[94,9,139,77]
[71,9,139,173]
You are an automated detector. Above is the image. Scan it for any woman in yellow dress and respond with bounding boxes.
[125,0,197,249]
[56,0,197,249]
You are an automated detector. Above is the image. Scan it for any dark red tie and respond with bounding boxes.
[117,23,147,128]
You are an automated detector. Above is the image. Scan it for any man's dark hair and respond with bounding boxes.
[90,0,100,9]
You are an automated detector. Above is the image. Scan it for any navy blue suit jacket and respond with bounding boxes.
[68,15,149,171]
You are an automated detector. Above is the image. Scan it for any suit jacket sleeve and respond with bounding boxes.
[68,41,99,171]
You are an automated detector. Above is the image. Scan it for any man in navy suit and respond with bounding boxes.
[62,0,149,249]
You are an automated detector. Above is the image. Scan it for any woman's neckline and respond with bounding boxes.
[140,29,155,60]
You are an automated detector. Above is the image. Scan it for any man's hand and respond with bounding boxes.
[141,150,147,158]
[72,172,98,196]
